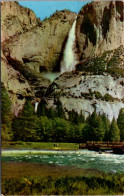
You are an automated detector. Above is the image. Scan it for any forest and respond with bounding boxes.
[1,84,124,143]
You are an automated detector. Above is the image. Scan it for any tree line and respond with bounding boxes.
[1,84,124,143]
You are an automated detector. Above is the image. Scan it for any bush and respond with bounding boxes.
[104,93,114,102]
[2,174,124,195]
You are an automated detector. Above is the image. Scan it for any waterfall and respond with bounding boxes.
[60,16,77,74]
[35,102,39,113]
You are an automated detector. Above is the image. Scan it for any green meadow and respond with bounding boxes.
[2,162,124,195]
[2,141,79,150]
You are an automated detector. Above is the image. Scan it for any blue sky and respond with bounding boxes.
[19,1,90,20]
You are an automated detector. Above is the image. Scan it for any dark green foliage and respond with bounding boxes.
[94,91,103,99]
[1,83,12,124]
[46,107,57,119]
[52,118,71,142]
[81,91,115,102]
[12,116,40,142]
[37,100,47,116]
[2,174,124,195]
[1,84,13,141]
[68,110,84,124]
[109,119,120,142]
[81,92,93,100]
[117,109,124,141]
[56,99,65,119]
[20,100,34,117]
[85,111,106,141]
[36,116,53,142]
[12,100,39,141]
[101,114,110,141]
[76,46,124,77]
[10,98,122,143]
[104,93,114,102]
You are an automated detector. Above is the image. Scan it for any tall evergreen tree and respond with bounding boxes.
[37,100,47,116]
[101,113,110,141]
[78,110,85,124]
[68,110,84,124]
[56,99,65,119]
[46,107,57,119]
[109,119,120,142]
[12,100,39,141]
[36,116,53,142]
[20,100,34,117]
[117,109,124,141]
[85,111,105,141]
[1,83,13,141]
[52,118,70,142]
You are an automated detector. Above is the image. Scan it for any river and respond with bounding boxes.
[2,149,124,174]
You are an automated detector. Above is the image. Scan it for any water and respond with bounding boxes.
[35,102,39,113]
[61,17,77,74]
[43,72,60,82]
[2,150,124,173]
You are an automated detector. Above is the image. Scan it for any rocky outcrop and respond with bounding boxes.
[1,50,34,116]
[43,1,124,122]
[1,1,76,115]
[76,45,124,77]
[2,8,76,73]
[1,1,37,42]
[1,0,124,119]
[45,72,124,121]
[76,1,124,60]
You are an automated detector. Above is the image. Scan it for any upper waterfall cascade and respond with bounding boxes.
[60,16,77,74]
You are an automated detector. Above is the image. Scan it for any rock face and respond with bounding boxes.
[1,1,37,42]
[1,1,76,115]
[76,46,124,77]
[2,8,76,73]
[1,50,34,116]
[76,1,124,60]
[45,72,124,121]
[1,0,124,120]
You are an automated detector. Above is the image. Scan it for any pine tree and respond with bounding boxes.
[101,113,110,141]
[93,115,106,141]
[109,119,120,142]
[12,116,39,141]
[78,110,85,124]
[52,118,70,142]
[20,100,34,117]
[85,111,105,141]
[37,100,47,116]
[117,109,124,141]
[46,107,57,119]
[1,83,13,141]
[12,100,39,142]
[1,83,12,124]
[56,99,65,119]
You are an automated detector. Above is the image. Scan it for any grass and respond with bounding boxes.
[2,162,103,179]
[2,141,79,150]
[2,162,124,195]
[2,143,124,195]
[2,168,124,195]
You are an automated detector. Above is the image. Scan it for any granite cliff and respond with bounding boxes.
[75,1,124,60]
[44,71,124,122]
[1,1,76,115]
[1,1,124,119]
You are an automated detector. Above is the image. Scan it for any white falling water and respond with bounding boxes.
[60,16,77,74]
[35,102,39,113]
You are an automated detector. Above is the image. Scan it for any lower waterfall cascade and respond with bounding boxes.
[35,102,39,113]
